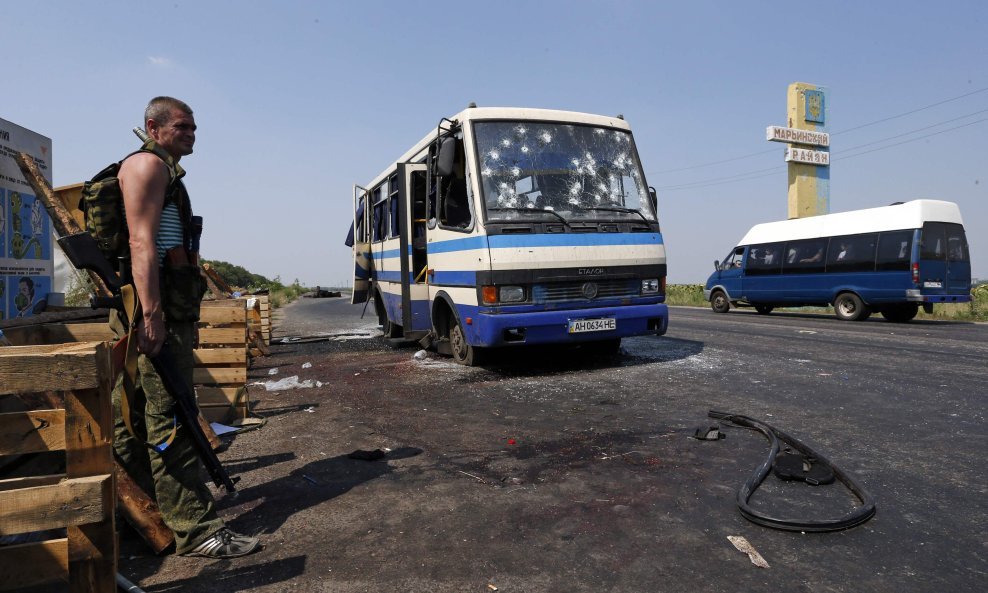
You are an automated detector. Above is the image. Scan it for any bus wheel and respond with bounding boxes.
[834,293,869,321]
[450,320,482,366]
[711,291,731,313]
[754,305,774,315]
[882,303,919,323]
[375,293,401,337]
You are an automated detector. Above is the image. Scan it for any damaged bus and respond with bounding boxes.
[348,106,668,364]
[704,199,972,321]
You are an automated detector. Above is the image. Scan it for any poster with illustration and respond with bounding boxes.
[6,275,50,319]
[0,117,53,320]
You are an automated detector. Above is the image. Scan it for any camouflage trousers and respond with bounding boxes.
[111,315,224,554]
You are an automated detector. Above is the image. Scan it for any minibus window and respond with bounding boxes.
[876,230,914,271]
[945,224,969,262]
[827,233,877,273]
[921,223,947,260]
[746,242,784,275]
[783,239,827,274]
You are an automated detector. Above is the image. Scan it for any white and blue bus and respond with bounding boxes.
[704,199,972,322]
[348,106,668,364]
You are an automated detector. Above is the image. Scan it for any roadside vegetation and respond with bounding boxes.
[63,260,313,310]
[665,283,988,322]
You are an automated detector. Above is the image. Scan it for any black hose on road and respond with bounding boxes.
[708,410,877,532]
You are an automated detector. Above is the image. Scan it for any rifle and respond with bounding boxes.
[15,153,237,494]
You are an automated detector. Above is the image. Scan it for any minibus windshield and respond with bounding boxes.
[474,121,655,223]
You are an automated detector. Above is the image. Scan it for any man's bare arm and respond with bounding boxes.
[118,152,169,355]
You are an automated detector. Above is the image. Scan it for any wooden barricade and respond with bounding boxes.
[0,341,116,593]
[253,294,271,346]
[196,300,250,423]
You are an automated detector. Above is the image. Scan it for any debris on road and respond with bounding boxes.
[727,535,770,568]
[251,375,323,391]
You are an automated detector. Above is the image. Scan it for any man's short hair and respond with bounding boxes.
[145,96,193,126]
[19,276,34,293]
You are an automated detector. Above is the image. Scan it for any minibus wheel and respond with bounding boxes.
[881,303,919,323]
[710,290,731,313]
[834,292,870,321]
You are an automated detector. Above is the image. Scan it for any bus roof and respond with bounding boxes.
[363,107,632,189]
[737,200,964,246]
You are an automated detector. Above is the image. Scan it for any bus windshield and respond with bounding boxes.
[474,121,655,223]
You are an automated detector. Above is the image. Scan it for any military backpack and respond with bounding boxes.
[81,139,186,270]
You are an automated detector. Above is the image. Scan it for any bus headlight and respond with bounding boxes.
[641,279,660,295]
[499,286,526,303]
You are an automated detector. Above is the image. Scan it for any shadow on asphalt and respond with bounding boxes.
[229,447,423,535]
[475,335,705,376]
[137,555,307,593]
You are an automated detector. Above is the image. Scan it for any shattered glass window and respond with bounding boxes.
[473,122,655,223]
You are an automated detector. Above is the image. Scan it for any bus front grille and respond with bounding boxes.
[533,279,639,303]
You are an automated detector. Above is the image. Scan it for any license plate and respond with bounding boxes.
[923,281,942,288]
[568,318,616,333]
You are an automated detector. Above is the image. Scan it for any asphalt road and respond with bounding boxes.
[123,299,987,593]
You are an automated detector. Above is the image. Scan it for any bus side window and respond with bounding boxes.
[371,185,387,242]
[439,137,472,229]
[389,174,400,238]
[876,230,914,271]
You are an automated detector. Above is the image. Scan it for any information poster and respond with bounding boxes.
[1,117,53,320]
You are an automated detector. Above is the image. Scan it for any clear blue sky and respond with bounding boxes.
[5,1,986,286]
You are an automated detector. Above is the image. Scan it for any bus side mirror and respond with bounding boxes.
[436,137,456,177]
[714,260,720,270]
[648,186,657,213]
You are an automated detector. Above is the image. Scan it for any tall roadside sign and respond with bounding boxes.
[766,82,830,219]
[0,117,53,320]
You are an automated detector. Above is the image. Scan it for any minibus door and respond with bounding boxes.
[719,247,745,297]
[945,224,972,294]
[919,222,951,296]
[350,184,371,305]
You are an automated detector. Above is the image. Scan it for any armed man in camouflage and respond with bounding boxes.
[112,96,260,558]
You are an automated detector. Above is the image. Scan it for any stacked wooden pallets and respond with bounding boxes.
[196,300,250,423]
[0,341,117,593]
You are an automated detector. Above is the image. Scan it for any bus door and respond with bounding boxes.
[919,222,971,295]
[350,184,371,305]
[397,162,429,335]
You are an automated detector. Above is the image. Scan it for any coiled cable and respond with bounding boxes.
[708,410,877,532]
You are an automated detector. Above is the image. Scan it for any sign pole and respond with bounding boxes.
[785,82,829,219]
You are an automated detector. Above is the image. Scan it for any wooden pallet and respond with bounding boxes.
[0,341,116,593]
[196,301,250,423]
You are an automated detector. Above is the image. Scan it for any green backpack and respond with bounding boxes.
[82,139,184,269]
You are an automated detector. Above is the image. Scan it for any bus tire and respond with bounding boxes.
[754,305,774,315]
[882,303,919,323]
[834,292,869,321]
[375,292,401,338]
[450,319,483,366]
[710,290,731,313]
